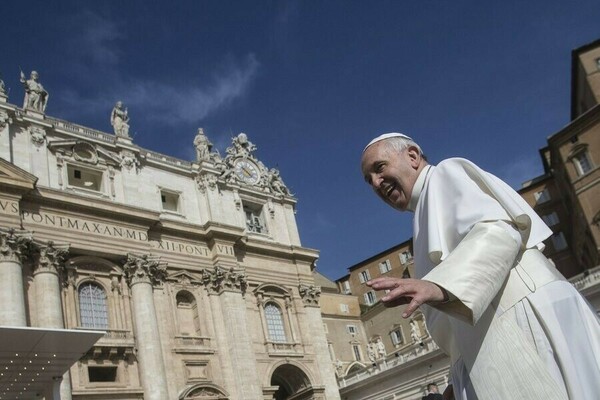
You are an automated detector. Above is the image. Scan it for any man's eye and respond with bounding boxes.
[375,164,384,172]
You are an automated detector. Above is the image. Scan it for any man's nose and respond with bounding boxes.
[371,175,383,190]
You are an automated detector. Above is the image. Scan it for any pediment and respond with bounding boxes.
[47,139,122,166]
[0,157,38,192]
[167,270,202,286]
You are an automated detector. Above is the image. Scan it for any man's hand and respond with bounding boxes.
[366,277,447,318]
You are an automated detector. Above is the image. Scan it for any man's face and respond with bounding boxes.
[361,141,422,211]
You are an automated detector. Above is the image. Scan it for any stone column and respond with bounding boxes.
[202,266,262,399]
[123,254,169,400]
[0,228,32,326]
[298,283,341,400]
[33,241,73,400]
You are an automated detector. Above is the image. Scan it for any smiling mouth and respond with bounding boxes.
[383,183,396,198]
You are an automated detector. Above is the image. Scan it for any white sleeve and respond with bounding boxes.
[421,220,521,325]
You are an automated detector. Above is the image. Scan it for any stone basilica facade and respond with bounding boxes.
[0,73,340,400]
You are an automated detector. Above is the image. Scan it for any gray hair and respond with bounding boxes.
[382,136,425,159]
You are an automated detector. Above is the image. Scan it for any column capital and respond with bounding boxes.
[298,283,321,307]
[123,253,167,287]
[201,265,247,295]
[33,241,69,274]
[0,228,33,263]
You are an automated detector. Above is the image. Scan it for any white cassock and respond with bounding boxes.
[408,158,600,400]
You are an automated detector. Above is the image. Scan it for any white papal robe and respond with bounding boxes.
[409,158,600,400]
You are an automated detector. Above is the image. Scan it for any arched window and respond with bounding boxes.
[176,291,200,336]
[264,303,287,343]
[79,282,108,329]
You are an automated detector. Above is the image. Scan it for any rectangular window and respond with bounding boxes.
[346,325,357,335]
[352,345,362,361]
[551,232,568,251]
[541,212,559,227]
[399,250,412,264]
[342,280,352,294]
[340,304,349,313]
[67,165,103,192]
[244,203,267,234]
[534,189,551,204]
[574,152,593,175]
[390,328,404,345]
[160,190,180,212]
[88,366,118,383]
[359,270,371,283]
[379,260,392,274]
[364,291,376,305]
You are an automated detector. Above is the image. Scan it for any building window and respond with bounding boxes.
[79,283,108,329]
[161,190,180,212]
[88,366,118,383]
[244,203,267,234]
[596,57,600,70]
[574,152,593,176]
[358,270,371,283]
[364,291,376,306]
[264,303,287,343]
[352,345,362,361]
[379,260,392,274]
[399,250,412,264]
[534,189,551,204]
[176,291,200,336]
[67,165,103,192]
[551,232,568,251]
[541,212,560,227]
[402,267,411,278]
[340,303,349,313]
[390,328,404,346]
[346,324,357,335]
[342,280,351,294]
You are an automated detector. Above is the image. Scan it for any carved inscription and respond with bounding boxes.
[0,199,19,215]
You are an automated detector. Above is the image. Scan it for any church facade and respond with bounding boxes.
[0,78,340,399]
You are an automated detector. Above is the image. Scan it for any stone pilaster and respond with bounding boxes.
[33,241,73,400]
[0,228,32,326]
[203,266,261,399]
[299,283,341,400]
[123,253,169,400]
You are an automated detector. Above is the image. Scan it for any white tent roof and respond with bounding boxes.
[0,326,103,399]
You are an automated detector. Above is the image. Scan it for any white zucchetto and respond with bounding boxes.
[363,132,414,152]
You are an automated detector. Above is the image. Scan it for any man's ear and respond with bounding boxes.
[406,146,421,167]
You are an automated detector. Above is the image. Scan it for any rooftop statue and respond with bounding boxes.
[193,128,213,161]
[20,70,48,112]
[0,76,6,95]
[111,101,130,138]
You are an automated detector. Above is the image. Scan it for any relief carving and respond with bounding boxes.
[0,228,33,263]
[201,265,247,295]
[298,283,321,307]
[123,253,167,287]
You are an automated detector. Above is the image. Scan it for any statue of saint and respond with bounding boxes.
[193,128,213,161]
[367,343,376,363]
[111,101,130,138]
[266,168,290,196]
[376,337,386,358]
[410,319,423,345]
[0,77,6,95]
[20,70,48,112]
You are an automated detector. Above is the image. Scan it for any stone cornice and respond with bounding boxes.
[238,237,319,263]
[26,187,160,226]
[0,157,38,194]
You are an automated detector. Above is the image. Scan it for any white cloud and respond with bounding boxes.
[59,10,260,126]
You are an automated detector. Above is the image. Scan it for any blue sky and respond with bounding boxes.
[3,1,600,280]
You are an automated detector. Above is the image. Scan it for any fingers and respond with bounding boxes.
[402,297,423,318]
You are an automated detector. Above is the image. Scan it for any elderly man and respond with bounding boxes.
[361,133,600,400]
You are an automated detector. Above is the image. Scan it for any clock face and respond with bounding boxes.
[234,159,260,184]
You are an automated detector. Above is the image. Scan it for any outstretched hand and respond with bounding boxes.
[366,277,446,318]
